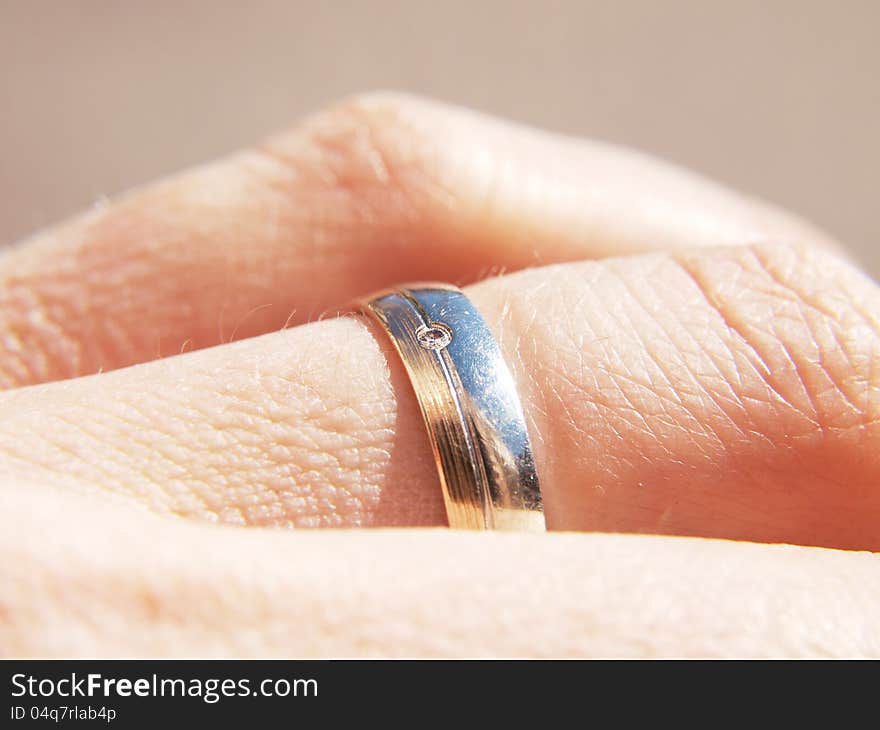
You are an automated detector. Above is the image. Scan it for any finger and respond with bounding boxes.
[0,93,837,387]
[0,243,876,549]
[2,486,877,657]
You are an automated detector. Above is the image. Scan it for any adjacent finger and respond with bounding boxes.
[0,93,836,387]
[2,485,877,657]
[0,242,876,549]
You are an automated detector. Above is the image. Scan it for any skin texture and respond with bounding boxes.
[0,244,877,549]
[0,93,878,656]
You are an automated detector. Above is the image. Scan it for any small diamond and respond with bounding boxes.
[416,322,453,350]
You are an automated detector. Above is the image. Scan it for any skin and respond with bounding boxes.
[0,93,878,657]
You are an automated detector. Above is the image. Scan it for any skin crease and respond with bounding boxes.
[0,93,877,656]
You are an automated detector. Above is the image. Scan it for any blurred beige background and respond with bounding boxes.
[2,1,877,274]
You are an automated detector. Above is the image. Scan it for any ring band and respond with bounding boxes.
[358,283,544,531]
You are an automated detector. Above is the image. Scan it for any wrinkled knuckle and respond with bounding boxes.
[266,91,438,207]
[678,242,880,456]
[0,266,107,388]
[745,241,879,389]
[310,90,427,135]
[748,240,864,297]
[484,247,880,500]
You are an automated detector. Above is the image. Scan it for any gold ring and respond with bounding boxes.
[358,283,544,531]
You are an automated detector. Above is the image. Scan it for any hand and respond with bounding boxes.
[2,94,877,657]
